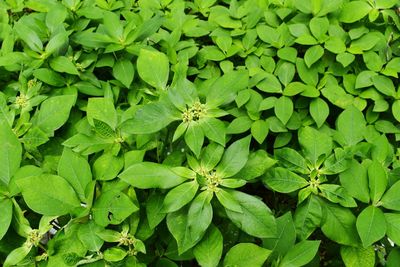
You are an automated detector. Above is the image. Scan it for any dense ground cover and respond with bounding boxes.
[1,0,400,266]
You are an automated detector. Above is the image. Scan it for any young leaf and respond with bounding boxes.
[119,162,187,189]
[356,206,386,247]
[137,49,169,89]
[223,243,271,267]
[304,45,324,67]
[185,123,205,158]
[279,240,320,267]
[87,97,117,130]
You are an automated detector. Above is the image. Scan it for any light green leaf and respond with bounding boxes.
[356,206,386,247]
[274,96,293,125]
[368,161,387,204]
[50,56,80,75]
[185,123,204,158]
[200,117,226,145]
[58,148,92,201]
[339,160,370,203]
[251,120,269,144]
[119,162,187,189]
[87,97,117,130]
[310,98,329,128]
[336,106,366,146]
[339,1,373,23]
[35,95,75,135]
[0,198,12,240]
[93,190,138,227]
[77,221,104,252]
[0,123,22,185]
[381,180,400,211]
[93,153,124,181]
[340,246,375,267]
[17,174,81,216]
[304,45,324,67]
[223,243,271,267]
[385,213,400,246]
[137,49,169,89]
[113,59,134,88]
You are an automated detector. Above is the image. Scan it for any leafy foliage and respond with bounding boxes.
[0,0,400,266]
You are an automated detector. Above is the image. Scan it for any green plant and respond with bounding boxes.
[1,0,400,266]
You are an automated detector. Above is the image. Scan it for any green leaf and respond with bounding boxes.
[225,190,276,238]
[0,198,12,240]
[274,96,293,125]
[92,190,138,227]
[87,97,117,130]
[339,160,370,203]
[274,147,307,173]
[113,59,134,88]
[251,120,269,144]
[119,162,187,189]
[185,123,204,158]
[368,161,387,204]
[93,153,124,181]
[381,180,400,211]
[17,174,81,216]
[385,213,400,246]
[35,95,75,135]
[294,196,322,240]
[340,246,375,267]
[262,212,296,260]
[319,184,357,208]
[320,200,360,246]
[0,123,22,185]
[276,62,295,86]
[339,1,373,23]
[77,221,104,252]
[163,181,198,212]
[14,20,43,52]
[262,167,308,193]
[3,245,32,267]
[33,68,65,87]
[137,49,169,89]
[304,45,324,67]
[372,75,396,97]
[298,126,332,165]
[336,106,366,146]
[193,225,223,267]
[216,136,251,178]
[325,36,346,54]
[103,247,127,262]
[206,70,249,108]
[310,98,329,128]
[223,243,271,267]
[392,100,400,123]
[216,188,243,213]
[50,56,80,75]
[356,206,386,247]
[279,240,320,267]
[167,191,213,254]
[146,192,166,230]
[58,148,92,201]
[200,117,226,145]
[121,100,178,134]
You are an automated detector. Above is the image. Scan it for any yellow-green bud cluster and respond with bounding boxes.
[182,100,206,123]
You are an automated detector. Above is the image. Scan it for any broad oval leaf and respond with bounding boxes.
[262,167,308,193]
[223,243,271,267]
[356,206,386,247]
